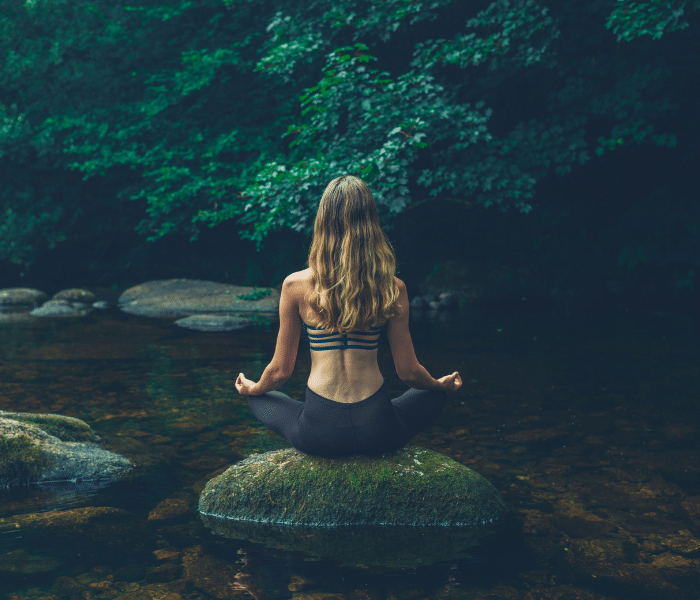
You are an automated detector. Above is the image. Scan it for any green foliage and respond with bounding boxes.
[240,43,494,245]
[414,0,560,71]
[0,205,64,267]
[674,268,695,289]
[236,287,272,301]
[607,0,700,41]
[0,0,697,277]
[615,188,700,283]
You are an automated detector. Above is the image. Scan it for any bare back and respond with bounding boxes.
[295,268,387,402]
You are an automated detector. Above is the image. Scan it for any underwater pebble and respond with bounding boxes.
[146,562,182,583]
[76,573,103,586]
[181,546,241,599]
[148,498,190,521]
[523,585,612,599]
[288,575,315,592]
[153,549,181,562]
[290,593,347,600]
[52,576,82,596]
[118,583,182,600]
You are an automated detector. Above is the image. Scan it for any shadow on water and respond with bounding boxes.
[1,306,699,598]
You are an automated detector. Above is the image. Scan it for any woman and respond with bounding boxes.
[235,175,462,457]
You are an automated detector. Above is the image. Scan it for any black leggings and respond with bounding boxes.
[247,382,447,458]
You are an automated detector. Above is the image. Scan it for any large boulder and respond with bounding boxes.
[0,411,132,489]
[198,446,507,527]
[118,279,280,318]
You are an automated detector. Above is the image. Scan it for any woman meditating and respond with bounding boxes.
[234,175,462,457]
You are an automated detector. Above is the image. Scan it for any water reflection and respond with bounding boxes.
[200,513,521,570]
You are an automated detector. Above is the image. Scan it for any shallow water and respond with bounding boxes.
[1,306,699,599]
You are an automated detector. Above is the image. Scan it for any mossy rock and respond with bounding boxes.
[0,414,132,489]
[0,410,99,442]
[198,446,507,527]
[0,433,51,488]
[118,279,280,317]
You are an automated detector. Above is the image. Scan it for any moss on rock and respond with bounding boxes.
[198,446,507,526]
[0,434,51,488]
[0,410,98,442]
[0,414,131,489]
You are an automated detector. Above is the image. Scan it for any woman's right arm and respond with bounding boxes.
[387,278,461,391]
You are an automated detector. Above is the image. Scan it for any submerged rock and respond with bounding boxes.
[181,545,243,599]
[118,279,279,318]
[148,497,191,521]
[0,548,63,575]
[198,446,507,527]
[1,506,133,532]
[0,506,150,555]
[0,288,47,309]
[682,496,700,528]
[0,411,132,489]
[174,314,253,332]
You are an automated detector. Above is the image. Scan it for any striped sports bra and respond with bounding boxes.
[301,320,383,351]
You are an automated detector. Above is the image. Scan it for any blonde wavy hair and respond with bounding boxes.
[307,175,401,332]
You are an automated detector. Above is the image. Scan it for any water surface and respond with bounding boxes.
[1,306,699,599]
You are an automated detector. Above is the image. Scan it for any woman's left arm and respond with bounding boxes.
[235,276,301,396]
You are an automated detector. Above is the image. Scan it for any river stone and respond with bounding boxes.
[53,288,96,302]
[198,446,507,527]
[118,279,280,318]
[30,299,92,317]
[0,412,132,489]
[0,288,47,308]
[174,314,253,332]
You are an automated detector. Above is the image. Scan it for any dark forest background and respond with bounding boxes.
[1,0,698,310]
